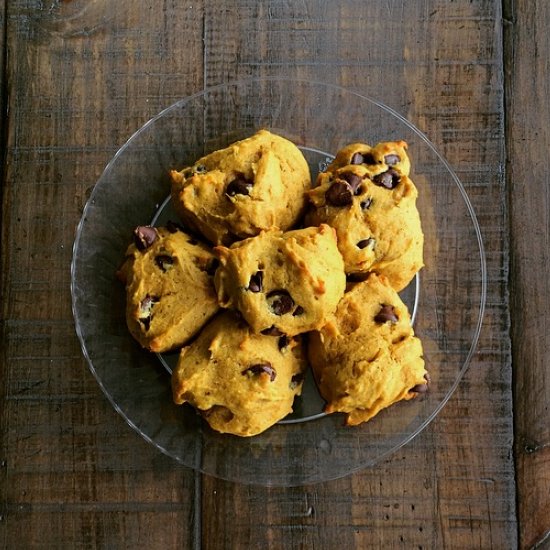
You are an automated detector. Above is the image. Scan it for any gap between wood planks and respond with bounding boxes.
[503,0,550,548]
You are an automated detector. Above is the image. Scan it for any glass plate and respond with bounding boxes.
[71,77,486,486]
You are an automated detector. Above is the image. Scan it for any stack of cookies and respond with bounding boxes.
[117,129,428,437]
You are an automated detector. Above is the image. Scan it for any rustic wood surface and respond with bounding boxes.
[504,1,550,548]
[0,0,545,548]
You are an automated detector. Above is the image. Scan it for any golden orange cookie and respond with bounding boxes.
[308,273,428,425]
[305,141,423,291]
[172,311,307,437]
[213,224,346,337]
[118,225,219,352]
[170,129,311,245]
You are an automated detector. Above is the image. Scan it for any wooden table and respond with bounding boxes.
[1,1,548,548]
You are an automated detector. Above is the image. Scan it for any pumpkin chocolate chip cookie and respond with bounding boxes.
[118,225,219,353]
[172,311,307,437]
[308,273,428,426]
[170,129,311,246]
[305,141,423,291]
[213,224,346,337]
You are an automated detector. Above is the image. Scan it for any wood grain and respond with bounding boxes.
[0,0,522,548]
[0,0,5,157]
[504,1,550,548]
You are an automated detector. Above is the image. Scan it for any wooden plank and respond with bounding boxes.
[504,1,550,548]
[0,1,205,547]
[0,0,5,154]
[200,1,515,548]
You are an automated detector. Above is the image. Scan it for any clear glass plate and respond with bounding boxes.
[71,77,486,486]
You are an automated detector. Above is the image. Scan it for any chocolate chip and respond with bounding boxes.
[267,290,294,315]
[350,152,364,165]
[360,197,373,210]
[261,325,284,336]
[410,382,428,393]
[205,258,219,276]
[292,305,304,316]
[226,174,253,197]
[325,181,353,206]
[338,172,364,196]
[278,335,289,350]
[384,154,401,166]
[187,238,198,245]
[351,152,376,165]
[374,304,398,323]
[155,255,174,271]
[410,372,431,394]
[373,168,400,189]
[248,271,263,292]
[357,238,375,250]
[242,363,276,382]
[289,373,304,389]
[339,172,363,193]
[346,272,370,283]
[134,226,158,250]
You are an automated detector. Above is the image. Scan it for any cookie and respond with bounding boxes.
[170,129,311,246]
[213,224,346,337]
[305,141,423,291]
[118,225,219,353]
[327,140,411,175]
[171,311,307,437]
[308,273,428,426]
